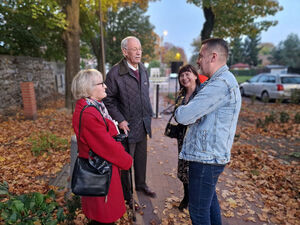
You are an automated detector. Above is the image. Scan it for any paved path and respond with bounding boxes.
[51,88,267,224]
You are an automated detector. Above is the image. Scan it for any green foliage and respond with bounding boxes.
[65,195,81,221]
[28,132,68,156]
[270,33,300,68]
[229,37,245,65]
[104,3,156,66]
[80,2,157,67]
[228,35,262,67]
[0,189,65,224]
[0,0,66,61]
[187,0,282,39]
[256,112,276,129]
[289,152,300,158]
[243,35,262,67]
[290,89,300,104]
[0,181,9,196]
[234,76,252,84]
[294,112,300,124]
[279,112,290,123]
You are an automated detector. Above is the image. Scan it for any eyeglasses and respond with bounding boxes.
[95,82,105,87]
[126,47,143,52]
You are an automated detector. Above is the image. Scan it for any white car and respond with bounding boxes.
[239,73,300,102]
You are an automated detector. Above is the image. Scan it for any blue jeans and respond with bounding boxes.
[189,162,225,225]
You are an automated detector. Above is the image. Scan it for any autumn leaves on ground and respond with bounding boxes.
[0,98,299,224]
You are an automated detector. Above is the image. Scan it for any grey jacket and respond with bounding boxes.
[104,58,153,143]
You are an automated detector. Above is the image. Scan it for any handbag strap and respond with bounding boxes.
[78,104,112,168]
[168,94,184,123]
[78,104,109,140]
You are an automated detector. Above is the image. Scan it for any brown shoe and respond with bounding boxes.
[136,186,156,198]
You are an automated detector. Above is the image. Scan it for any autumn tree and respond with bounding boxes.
[270,33,300,68]
[104,3,156,66]
[62,0,81,110]
[229,37,245,66]
[187,0,282,41]
[80,1,156,70]
[0,0,66,60]
[243,35,262,67]
[162,42,187,66]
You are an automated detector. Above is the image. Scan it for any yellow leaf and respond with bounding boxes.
[223,211,234,217]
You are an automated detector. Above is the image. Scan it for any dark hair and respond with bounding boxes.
[201,38,229,59]
[178,64,200,88]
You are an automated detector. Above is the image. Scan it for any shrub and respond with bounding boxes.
[295,112,300,124]
[65,195,81,222]
[291,89,300,104]
[28,132,68,156]
[0,182,65,224]
[280,112,290,123]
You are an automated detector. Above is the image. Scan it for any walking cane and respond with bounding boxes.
[121,129,136,222]
[129,164,136,222]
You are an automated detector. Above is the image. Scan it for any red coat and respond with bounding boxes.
[72,99,133,223]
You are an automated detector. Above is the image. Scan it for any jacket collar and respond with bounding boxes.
[118,58,146,76]
[211,65,229,79]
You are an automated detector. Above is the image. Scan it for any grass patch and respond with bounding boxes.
[235,75,252,84]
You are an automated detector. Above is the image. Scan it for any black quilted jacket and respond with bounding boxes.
[103,58,153,143]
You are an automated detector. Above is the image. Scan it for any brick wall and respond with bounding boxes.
[0,55,65,112]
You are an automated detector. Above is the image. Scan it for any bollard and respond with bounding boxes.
[155,84,159,118]
[69,135,78,188]
[20,82,37,120]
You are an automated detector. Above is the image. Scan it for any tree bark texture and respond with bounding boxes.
[201,6,215,41]
[63,0,81,110]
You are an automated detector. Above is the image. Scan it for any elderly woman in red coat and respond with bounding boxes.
[71,69,133,225]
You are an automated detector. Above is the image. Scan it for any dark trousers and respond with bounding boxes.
[189,162,225,225]
[121,136,147,201]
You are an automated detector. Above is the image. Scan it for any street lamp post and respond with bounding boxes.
[154,30,168,118]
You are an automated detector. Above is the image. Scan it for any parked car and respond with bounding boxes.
[239,73,300,102]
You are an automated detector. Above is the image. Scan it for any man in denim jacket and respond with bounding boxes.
[175,38,241,225]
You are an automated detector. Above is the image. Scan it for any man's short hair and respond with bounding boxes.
[71,69,102,100]
[121,36,140,50]
[202,38,229,60]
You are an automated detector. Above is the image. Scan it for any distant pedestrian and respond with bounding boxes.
[104,36,155,210]
[71,69,133,225]
[175,38,241,225]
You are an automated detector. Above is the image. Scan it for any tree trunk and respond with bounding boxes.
[91,37,105,79]
[63,0,81,110]
[201,6,215,41]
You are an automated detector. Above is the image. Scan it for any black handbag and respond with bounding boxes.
[71,104,112,197]
[164,114,179,139]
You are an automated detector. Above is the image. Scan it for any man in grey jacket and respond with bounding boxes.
[104,36,156,207]
[175,38,241,225]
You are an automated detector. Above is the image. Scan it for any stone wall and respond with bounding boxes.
[0,55,65,111]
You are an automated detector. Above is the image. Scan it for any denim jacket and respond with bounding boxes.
[175,65,241,165]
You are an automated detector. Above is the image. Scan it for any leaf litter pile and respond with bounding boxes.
[0,99,299,224]
[158,101,299,225]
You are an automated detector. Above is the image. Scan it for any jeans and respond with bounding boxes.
[189,162,225,225]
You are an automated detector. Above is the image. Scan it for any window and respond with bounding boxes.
[281,77,300,84]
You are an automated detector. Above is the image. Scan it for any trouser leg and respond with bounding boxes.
[130,136,147,189]
[120,140,131,201]
[188,162,224,225]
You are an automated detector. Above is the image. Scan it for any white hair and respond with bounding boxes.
[71,69,103,100]
[121,36,140,50]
